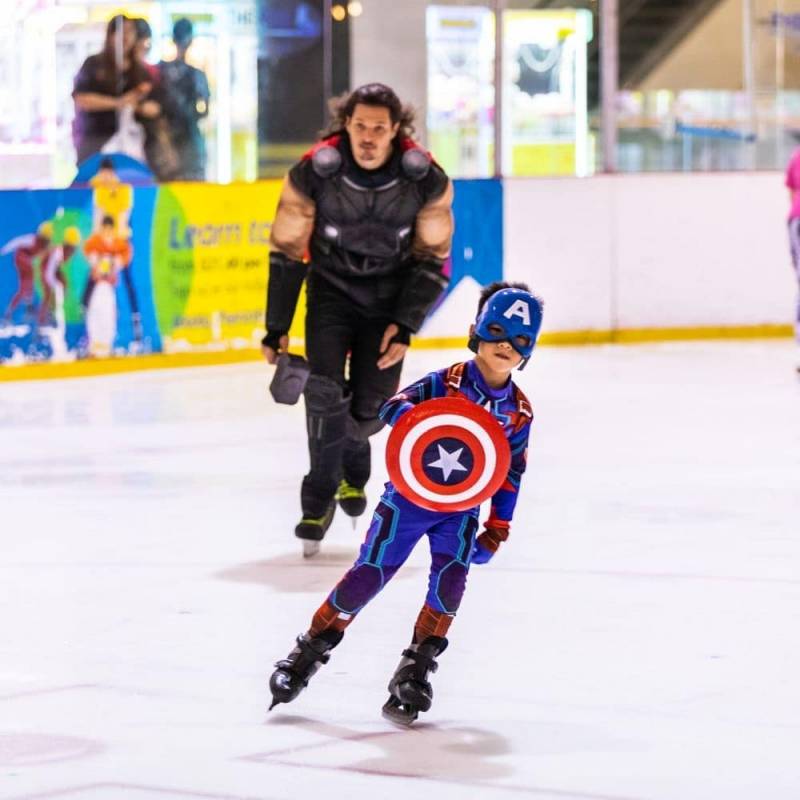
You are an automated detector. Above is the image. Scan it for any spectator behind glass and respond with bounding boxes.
[72,15,154,165]
[158,18,210,181]
[133,18,161,84]
[130,17,178,180]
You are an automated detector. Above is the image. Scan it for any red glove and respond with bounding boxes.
[475,523,509,554]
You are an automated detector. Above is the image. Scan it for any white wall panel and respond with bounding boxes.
[503,177,616,333]
[421,172,795,340]
[613,172,794,329]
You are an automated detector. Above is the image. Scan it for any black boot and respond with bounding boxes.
[335,479,367,519]
[381,636,448,726]
[269,630,343,710]
[294,501,336,542]
[297,375,350,549]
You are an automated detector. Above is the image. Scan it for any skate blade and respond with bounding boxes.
[302,540,321,558]
[381,698,418,727]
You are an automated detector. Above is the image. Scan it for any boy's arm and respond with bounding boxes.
[472,422,530,563]
[379,370,446,427]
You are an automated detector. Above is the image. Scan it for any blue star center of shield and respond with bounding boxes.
[422,437,475,485]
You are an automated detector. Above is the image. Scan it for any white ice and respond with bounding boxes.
[1,341,799,800]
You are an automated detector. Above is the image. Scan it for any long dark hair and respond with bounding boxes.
[321,83,416,139]
[98,14,148,90]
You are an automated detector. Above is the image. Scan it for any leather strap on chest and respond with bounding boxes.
[448,361,533,429]
[444,362,465,396]
[513,390,533,432]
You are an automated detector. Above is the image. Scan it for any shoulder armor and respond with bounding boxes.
[311,145,342,178]
[401,147,431,181]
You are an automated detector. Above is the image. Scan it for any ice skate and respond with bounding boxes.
[335,479,367,524]
[381,636,448,726]
[268,631,342,710]
[294,501,336,558]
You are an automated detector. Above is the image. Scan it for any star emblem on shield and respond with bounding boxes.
[385,396,511,512]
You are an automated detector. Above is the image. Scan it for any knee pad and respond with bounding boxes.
[349,393,388,441]
[304,375,351,466]
[304,374,349,415]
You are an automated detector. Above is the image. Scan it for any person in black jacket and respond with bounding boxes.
[157,18,210,180]
[262,83,454,552]
[71,14,156,165]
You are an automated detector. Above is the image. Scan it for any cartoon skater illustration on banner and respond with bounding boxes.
[83,216,132,358]
[0,221,54,333]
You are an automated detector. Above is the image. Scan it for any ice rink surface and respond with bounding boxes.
[1,341,799,800]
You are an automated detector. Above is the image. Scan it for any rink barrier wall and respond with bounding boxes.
[0,172,794,381]
[2,323,791,383]
[503,172,796,335]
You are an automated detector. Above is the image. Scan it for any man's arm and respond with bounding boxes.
[262,175,316,362]
[270,175,316,261]
[391,178,454,334]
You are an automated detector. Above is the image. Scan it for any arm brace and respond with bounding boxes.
[392,259,450,333]
[265,251,308,336]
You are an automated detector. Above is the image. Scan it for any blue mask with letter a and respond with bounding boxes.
[470,288,543,361]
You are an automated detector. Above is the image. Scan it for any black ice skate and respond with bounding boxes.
[294,501,336,558]
[336,479,367,522]
[381,636,448,726]
[268,631,342,710]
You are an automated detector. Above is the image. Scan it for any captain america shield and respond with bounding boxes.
[385,397,511,512]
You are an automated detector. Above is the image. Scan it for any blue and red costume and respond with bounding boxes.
[308,358,532,642]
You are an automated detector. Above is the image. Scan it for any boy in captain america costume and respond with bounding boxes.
[268,281,544,725]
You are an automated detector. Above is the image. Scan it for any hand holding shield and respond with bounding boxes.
[385,397,511,513]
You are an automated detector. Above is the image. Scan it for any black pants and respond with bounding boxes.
[300,273,404,516]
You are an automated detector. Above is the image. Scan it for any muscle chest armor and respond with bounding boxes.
[310,151,430,277]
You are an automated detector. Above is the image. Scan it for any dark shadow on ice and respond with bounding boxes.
[215,549,423,594]
[256,713,513,782]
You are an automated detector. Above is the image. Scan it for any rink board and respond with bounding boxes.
[0,172,795,378]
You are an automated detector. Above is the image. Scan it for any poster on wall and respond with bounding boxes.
[0,164,281,367]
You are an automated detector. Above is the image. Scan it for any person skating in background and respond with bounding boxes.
[1,221,53,327]
[262,83,454,555]
[158,18,210,181]
[268,282,543,724]
[785,148,800,372]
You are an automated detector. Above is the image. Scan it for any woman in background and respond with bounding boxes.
[72,15,154,165]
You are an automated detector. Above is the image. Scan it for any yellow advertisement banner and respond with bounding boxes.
[151,180,306,352]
